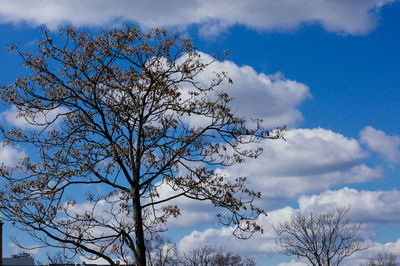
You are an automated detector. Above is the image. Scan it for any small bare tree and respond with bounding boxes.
[183,245,221,266]
[362,253,397,266]
[146,238,178,266]
[213,252,256,266]
[182,245,255,266]
[274,207,370,266]
[47,251,75,265]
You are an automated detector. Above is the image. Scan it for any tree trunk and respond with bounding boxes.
[133,187,146,266]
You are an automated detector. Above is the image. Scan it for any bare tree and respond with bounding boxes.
[146,238,178,266]
[362,253,397,266]
[213,252,256,266]
[11,252,33,259]
[182,245,256,266]
[0,27,281,266]
[47,251,75,265]
[183,245,222,266]
[274,207,370,266]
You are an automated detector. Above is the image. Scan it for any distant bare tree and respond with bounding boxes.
[182,245,255,266]
[274,207,370,266]
[146,238,178,266]
[183,245,221,266]
[362,253,397,266]
[213,251,256,266]
[47,251,75,265]
[11,252,32,258]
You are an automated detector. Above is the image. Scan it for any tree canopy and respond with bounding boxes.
[0,26,281,266]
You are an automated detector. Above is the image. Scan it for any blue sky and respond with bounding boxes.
[0,1,400,265]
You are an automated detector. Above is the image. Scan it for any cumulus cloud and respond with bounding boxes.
[221,128,380,208]
[5,122,377,239]
[190,53,311,128]
[360,126,400,163]
[173,203,298,260]
[252,164,381,208]
[342,238,400,265]
[143,127,380,229]
[177,187,400,263]
[277,241,400,266]
[1,105,69,130]
[177,206,293,258]
[51,186,400,264]
[143,127,378,229]
[0,143,25,167]
[298,187,400,224]
[240,128,367,177]
[0,0,395,35]
[80,256,115,265]
[148,182,217,229]
[1,53,310,130]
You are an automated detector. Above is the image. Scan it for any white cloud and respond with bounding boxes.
[0,0,395,35]
[177,207,294,258]
[47,185,400,265]
[1,105,69,130]
[342,238,400,265]
[298,187,400,224]
[172,203,295,260]
[1,53,310,130]
[252,164,381,207]
[181,52,311,128]
[148,182,217,229]
[222,128,379,208]
[0,143,25,167]
[148,125,378,227]
[80,256,117,265]
[277,240,400,266]
[177,187,400,263]
[276,260,307,266]
[6,242,41,257]
[241,128,367,177]
[147,128,380,229]
[177,219,400,265]
[360,126,400,163]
